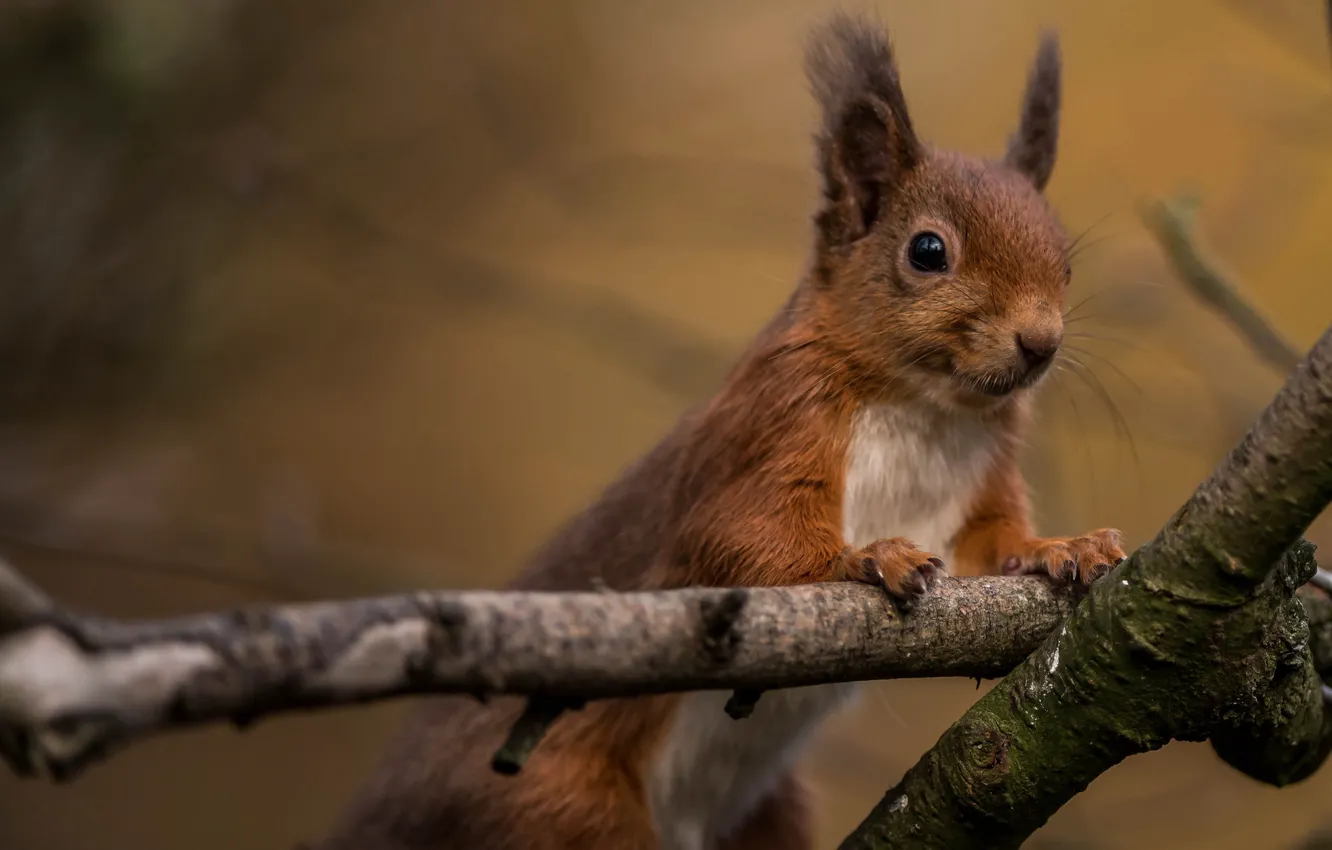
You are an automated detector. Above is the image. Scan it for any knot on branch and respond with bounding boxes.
[699,589,748,665]
[409,599,467,686]
[942,717,1014,808]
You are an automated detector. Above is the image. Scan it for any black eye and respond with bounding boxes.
[908,232,948,273]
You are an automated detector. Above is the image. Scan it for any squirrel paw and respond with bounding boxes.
[839,538,944,608]
[1000,529,1125,586]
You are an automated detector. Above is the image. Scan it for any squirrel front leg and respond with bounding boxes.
[952,451,1124,585]
[665,477,941,604]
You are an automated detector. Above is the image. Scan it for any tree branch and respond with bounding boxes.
[841,317,1332,849]
[0,560,1084,782]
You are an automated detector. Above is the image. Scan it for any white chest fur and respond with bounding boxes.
[648,684,858,850]
[646,403,1000,850]
[842,402,1001,557]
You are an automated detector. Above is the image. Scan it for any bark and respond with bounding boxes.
[0,566,1078,781]
[841,317,1332,849]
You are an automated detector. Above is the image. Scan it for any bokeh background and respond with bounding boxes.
[2,0,1332,847]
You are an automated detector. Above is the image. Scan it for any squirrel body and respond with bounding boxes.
[317,13,1124,850]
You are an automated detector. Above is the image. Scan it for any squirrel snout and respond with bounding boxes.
[1016,330,1061,371]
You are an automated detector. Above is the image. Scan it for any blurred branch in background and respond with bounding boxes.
[276,165,739,402]
[1220,0,1332,74]
[1141,194,1303,375]
[0,0,263,418]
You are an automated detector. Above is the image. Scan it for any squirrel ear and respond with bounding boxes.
[1004,31,1061,192]
[805,13,922,244]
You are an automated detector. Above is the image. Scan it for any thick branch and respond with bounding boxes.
[842,319,1332,849]
[0,565,1076,781]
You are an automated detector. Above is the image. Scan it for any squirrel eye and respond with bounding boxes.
[907,232,948,274]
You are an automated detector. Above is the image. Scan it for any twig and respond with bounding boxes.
[0,570,1079,781]
[724,688,763,720]
[1312,567,1332,595]
[491,697,585,775]
[1140,194,1303,374]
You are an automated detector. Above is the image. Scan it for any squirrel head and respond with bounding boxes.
[804,13,1069,413]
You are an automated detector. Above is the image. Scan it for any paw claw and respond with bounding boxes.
[840,537,943,604]
[1000,529,1125,587]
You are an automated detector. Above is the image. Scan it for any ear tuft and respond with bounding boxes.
[1005,31,1061,192]
[805,12,922,244]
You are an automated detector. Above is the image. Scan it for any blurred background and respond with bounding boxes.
[0,0,1331,847]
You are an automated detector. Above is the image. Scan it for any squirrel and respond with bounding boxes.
[314,11,1124,850]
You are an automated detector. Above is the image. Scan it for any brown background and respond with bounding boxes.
[3,0,1332,847]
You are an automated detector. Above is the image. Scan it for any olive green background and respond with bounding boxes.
[3,1,1332,847]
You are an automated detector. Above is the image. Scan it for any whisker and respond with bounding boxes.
[810,351,858,396]
[1062,314,1105,327]
[912,288,997,331]
[1065,210,1116,257]
[1063,288,1111,321]
[937,282,998,329]
[1064,354,1150,514]
[1064,274,1172,324]
[765,338,818,363]
[1051,364,1097,499]
[1067,233,1114,264]
[1064,330,1142,348]
[1062,344,1143,395]
[870,348,936,399]
[1062,355,1141,473]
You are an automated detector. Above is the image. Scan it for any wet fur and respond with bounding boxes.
[314,12,1122,850]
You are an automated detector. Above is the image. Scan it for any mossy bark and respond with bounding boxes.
[843,323,1332,849]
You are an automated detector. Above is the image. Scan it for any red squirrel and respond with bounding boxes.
[315,12,1124,850]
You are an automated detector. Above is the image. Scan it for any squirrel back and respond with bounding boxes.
[317,12,1123,850]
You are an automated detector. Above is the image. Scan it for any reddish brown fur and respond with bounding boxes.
[314,13,1122,850]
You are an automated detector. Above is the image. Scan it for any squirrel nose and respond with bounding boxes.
[1016,330,1061,370]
